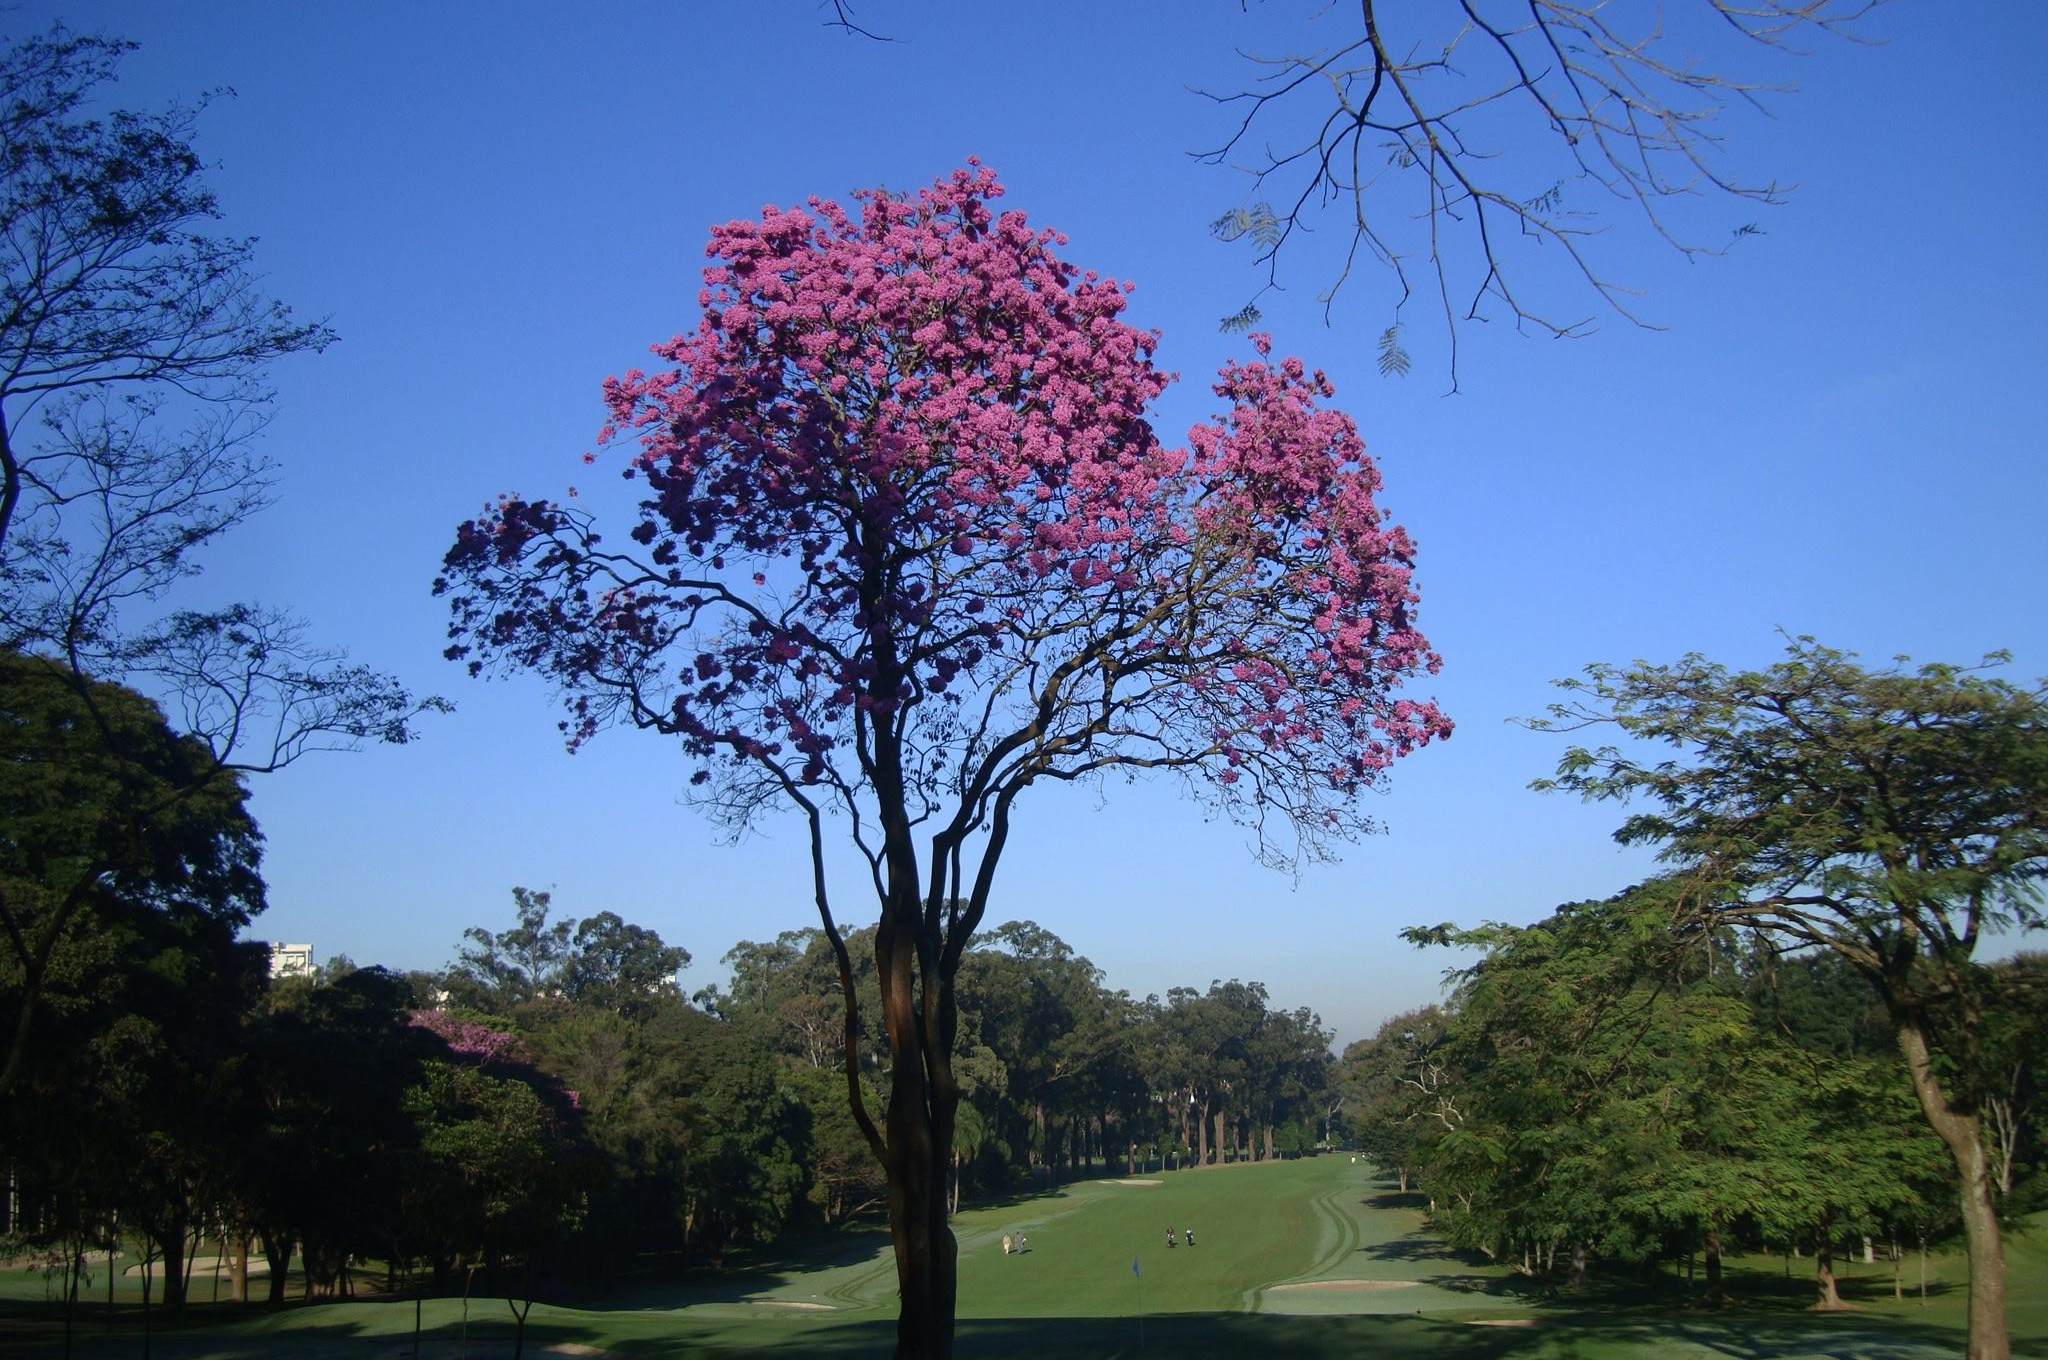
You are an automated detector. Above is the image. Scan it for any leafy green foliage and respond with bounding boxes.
[1405,888,1949,1291]
[1530,638,2047,1343]
[1375,324,1410,378]
[447,886,689,1015]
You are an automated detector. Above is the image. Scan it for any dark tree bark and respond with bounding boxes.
[1900,1017,2009,1359]
[1702,1225,1725,1305]
[260,1231,291,1304]
[1814,1216,1843,1311]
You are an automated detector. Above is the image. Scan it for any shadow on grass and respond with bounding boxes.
[1360,1227,1490,1268]
[1365,1190,1430,1212]
[1,1304,1998,1360]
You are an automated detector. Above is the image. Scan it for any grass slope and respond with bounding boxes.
[5,1156,2042,1358]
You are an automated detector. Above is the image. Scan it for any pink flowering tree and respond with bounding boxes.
[438,163,1450,1360]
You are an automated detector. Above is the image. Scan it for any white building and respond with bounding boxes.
[268,942,315,979]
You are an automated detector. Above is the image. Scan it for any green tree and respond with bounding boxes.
[711,926,886,1074]
[0,651,263,1095]
[1970,955,2048,1212]
[401,1016,597,1301]
[448,887,574,1008]
[240,966,438,1300]
[0,24,438,1095]
[1531,639,2047,1359]
[1337,1006,1455,1191]
[3,852,269,1317]
[1412,890,1946,1299]
[1243,1003,1333,1161]
[563,911,689,1017]
[676,1034,814,1258]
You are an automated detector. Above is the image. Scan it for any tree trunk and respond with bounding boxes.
[1703,1225,1725,1305]
[876,890,957,1360]
[1815,1230,1843,1310]
[1196,1100,1210,1168]
[155,1213,188,1316]
[1264,1124,1275,1161]
[260,1231,292,1304]
[1212,1109,1226,1167]
[1568,1241,1586,1287]
[228,1232,248,1304]
[1899,1014,2009,1360]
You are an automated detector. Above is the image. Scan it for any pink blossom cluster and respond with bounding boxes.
[408,1009,527,1065]
[442,162,1449,822]
[408,1010,583,1110]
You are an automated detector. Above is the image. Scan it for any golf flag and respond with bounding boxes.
[1132,1258,1141,1277]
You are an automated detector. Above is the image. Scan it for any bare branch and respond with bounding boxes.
[1198,0,1882,385]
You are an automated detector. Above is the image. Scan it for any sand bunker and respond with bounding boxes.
[745,1300,834,1311]
[1468,1318,1540,1328]
[545,1346,621,1357]
[1268,1279,1418,1293]
[1105,1178,1163,1186]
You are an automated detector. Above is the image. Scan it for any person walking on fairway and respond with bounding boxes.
[1166,1227,1176,1249]
[1002,1233,1014,1256]
[1185,1227,1196,1247]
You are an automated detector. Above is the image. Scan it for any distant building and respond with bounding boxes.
[268,942,315,979]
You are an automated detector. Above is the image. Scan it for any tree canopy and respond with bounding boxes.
[0,24,440,1094]
[0,650,263,1094]
[440,161,1449,1360]
[1529,638,2048,1359]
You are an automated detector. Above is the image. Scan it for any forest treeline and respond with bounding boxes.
[1349,893,2048,1307]
[0,872,1337,1315]
[12,867,2046,1319]
[5,664,2042,1322]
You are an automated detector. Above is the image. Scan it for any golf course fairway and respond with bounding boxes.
[8,1154,2044,1358]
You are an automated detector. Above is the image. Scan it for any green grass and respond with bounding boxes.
[5,1156,2043,1357]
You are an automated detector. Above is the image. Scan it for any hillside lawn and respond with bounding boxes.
[7,1153,2048,1358]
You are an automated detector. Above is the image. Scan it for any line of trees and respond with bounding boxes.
[1342,896,2002,1303]
[1338,642,2048,1360]
[1,699,1344,1326]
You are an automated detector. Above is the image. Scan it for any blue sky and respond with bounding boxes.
[16,1,2046,1045]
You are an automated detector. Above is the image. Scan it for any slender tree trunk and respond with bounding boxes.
[1568,1242,1587,1287]
[1815,1219,1843,1310]
[260,1231,292,1304]
[226,1223,249,1303]
[63,1243,80,1360]
[1703,1225,1725,1305]
[1212,1109,1226,1167]
[1196,1101,1210,1167]
[1899,1015,2009,1360]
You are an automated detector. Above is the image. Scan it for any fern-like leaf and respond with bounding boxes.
[1220,302,1263,333]
[1377,323,1411,378]
[1211,202,1280,248]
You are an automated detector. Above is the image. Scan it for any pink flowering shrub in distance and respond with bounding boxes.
[408,1009,525,1064]
[408,1010,580,1110]
[438,162,1446,1360]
